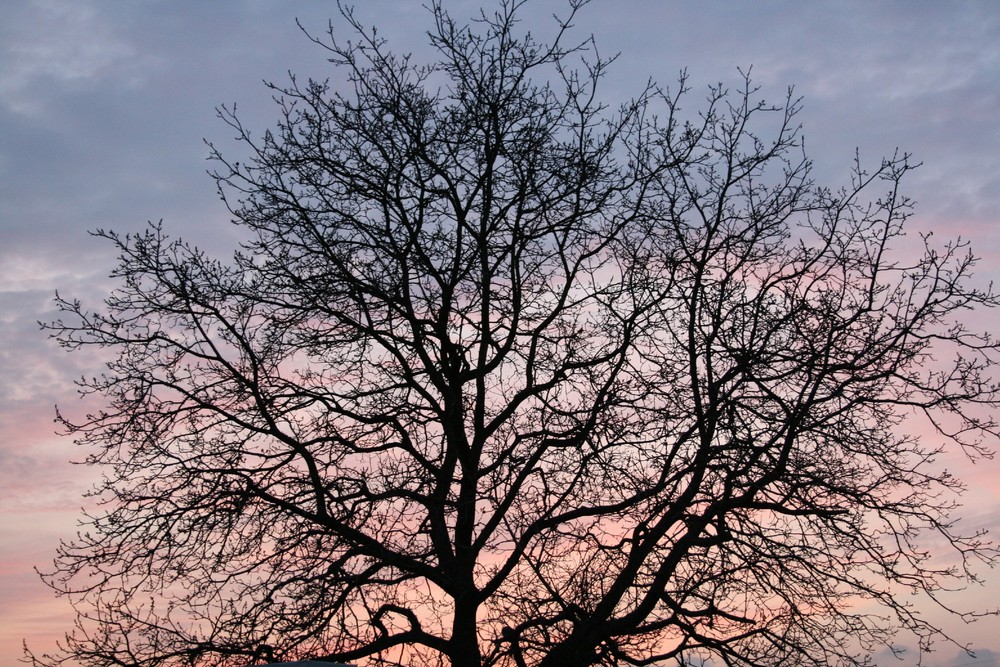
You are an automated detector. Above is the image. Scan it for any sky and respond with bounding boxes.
[1,1,999,666]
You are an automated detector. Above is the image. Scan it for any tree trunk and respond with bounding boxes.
[450,595,482,667]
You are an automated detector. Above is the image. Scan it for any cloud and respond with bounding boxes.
[931,648,999,667]
[0,0,156,116]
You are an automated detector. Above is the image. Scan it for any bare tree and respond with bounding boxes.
[35,2,999,666]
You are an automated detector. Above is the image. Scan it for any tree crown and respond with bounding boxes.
[35,2,999,667]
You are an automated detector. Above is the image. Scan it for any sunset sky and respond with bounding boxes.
[1,2,999,666]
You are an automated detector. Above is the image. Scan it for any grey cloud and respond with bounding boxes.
[0,0,158,117]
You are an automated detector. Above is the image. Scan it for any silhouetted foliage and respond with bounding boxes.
[36,2,999,666]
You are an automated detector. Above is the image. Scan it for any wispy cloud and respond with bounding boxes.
[0,0,156,116]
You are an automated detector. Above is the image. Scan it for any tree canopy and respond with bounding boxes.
[36,2,999,666]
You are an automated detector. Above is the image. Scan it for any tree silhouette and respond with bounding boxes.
[36,2,999,666]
